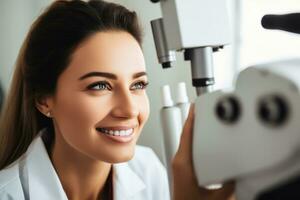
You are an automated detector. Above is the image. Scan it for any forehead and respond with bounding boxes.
[65,31,145,78]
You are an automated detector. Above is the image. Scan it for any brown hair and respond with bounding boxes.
[0,0,142,169]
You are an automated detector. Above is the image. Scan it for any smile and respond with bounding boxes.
[96,127,136,143]
[96,127,134,136]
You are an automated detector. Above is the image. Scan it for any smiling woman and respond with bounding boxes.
[0,1,169,200]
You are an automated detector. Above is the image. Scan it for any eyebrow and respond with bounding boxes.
[78,71,147,80]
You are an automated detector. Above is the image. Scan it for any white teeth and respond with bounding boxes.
[114,130,120,136]
[120,130,126,136]
[99,128,133,136]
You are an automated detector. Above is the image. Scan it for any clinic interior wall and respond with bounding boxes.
[240,0,300,69]
[0,0,50,91]
[0,0,237,164]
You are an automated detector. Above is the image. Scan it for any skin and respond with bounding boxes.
[37,31,149,200]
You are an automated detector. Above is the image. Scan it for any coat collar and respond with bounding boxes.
[25,133,68,200]
[24,130,146,200]
[113,163,146,200]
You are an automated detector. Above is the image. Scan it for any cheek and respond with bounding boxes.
[52,89,150,163]
[53,91,111,135]
[138,93,150,126]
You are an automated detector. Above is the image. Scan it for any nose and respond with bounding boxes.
[111,89,139,119]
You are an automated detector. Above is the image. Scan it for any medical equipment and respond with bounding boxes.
[194,59,300,200]
[151,0,230,95]
[175,82,190,123]
[160,83,190,194]
[151,0,300,199]
[160,85,182,193]
[151,0,230,197]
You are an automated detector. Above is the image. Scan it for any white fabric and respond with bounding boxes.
[0,131,170,200]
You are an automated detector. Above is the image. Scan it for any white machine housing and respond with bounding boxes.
[193,59,300,200]
[159,0,231,50]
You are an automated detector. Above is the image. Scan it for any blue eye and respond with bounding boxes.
[131,81,149,90]
[87,81,111,91]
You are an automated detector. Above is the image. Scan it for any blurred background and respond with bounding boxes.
[0,0,300,163]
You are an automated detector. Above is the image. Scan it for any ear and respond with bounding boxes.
[35,95,54,117]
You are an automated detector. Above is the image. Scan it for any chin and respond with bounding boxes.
[111,154,134,163]
[101,148,135,163]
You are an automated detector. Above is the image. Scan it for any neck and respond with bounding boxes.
[49,132,112,200]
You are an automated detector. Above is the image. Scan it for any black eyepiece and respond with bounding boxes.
[262,13,300,34]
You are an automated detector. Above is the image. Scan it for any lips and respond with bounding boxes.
[96,126,135,131]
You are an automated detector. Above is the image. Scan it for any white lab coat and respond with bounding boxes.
[0,130,170,200]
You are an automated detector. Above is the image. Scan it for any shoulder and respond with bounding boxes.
[0,160,25,199]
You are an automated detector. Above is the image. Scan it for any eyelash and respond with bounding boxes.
[87,81,111,91]
[87,81,149,91]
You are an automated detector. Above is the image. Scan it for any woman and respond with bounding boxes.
[0,0,234,199]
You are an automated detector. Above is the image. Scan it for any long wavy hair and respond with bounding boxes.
[0,0,142,169]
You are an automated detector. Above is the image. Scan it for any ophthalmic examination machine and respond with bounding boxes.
[150,0,300,199]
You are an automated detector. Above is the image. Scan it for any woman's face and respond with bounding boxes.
[48,31,149,163]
